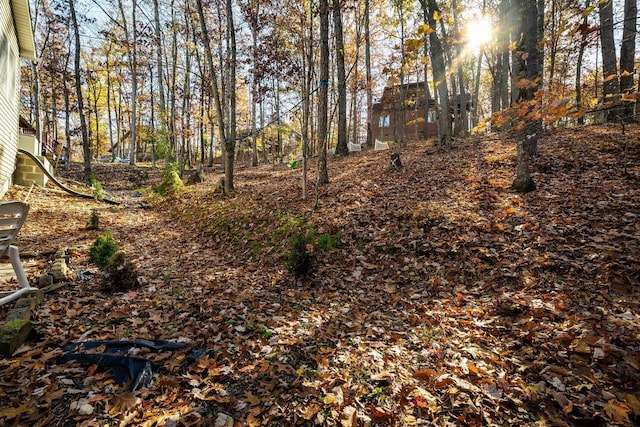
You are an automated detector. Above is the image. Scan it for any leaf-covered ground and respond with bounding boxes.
[1,125,639,426]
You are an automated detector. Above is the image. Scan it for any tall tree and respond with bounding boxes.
[495,0,511,115]
[511,0,539,193]
[301,1,314,200]
[420,0,451,148]
[364,0,373,147]
[239,0,263,167]
[575,0,591,125]
[451,0,468,136]
[317,0,330,186]
[69,0,91,181]
[333,0,349,156]
[195,0,228,188]
[598,0,619,121]
[619,0,636,120]
[117,0,138,165]
[395,0,407,145]
[224,0,237,193]
[152,0,167,166]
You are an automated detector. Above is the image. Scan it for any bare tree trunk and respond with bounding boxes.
[250,1,260,167]
[598,0,620,121]
[333,0,349,155]
[130,0,137,164]
[548,0,557,92]
[422,24,433,138]
[302,0,314,200]
[472,50,482,128]
[619,0,636,120]
[496,0,510,115]
[224,0,237,194]
[397,0,407,145]
[118,0,138,165]
[63,67,71,170]
[69,0,91,180]
[511,0,538,193]
[364,0,372,147]
[105,44,116,161]
[31,62,42,148]
[451,0,468,136]
[195,0,227,180]
[169,0,178,158]
[152,0,167,139]
[274,78,281,162]
[180,31,192,174]
[421,0,451,148]
[575,0,589,125]
[317,0,330,185]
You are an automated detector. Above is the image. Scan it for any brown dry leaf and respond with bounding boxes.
[413,368,437,382]
[367,405,395,423]
[604,400,631,425]
[624,394,640,416]
[340,405,357,427]
[108,392,140,415]
[244,391,261,406]
[0,404,31,420]
[300,403,321,420]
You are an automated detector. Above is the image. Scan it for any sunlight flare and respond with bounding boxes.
[465,17,493,51]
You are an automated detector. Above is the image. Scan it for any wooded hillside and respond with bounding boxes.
[1,125,638,426]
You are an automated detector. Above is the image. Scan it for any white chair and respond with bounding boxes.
[374,139,390,151]
[0,202,36,306]
[348,142,362,152]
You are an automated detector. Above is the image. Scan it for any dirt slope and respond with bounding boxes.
[0,124,638,426]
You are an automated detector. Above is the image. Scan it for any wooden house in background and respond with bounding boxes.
[371,82,438,142]
[0,0,36,197]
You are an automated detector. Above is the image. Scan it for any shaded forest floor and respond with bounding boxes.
[1,124,639,426]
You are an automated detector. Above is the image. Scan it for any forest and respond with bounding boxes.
[23,0,638,193]
[0,0,638,425]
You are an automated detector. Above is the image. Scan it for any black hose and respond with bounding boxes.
[17,149,121,205]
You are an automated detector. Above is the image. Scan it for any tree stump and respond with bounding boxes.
[187,164,205,185]
[389,153,403,170]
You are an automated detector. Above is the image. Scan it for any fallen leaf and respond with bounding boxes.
[341,405,357,427]
[0,404,30,420]
[604,400,631,424]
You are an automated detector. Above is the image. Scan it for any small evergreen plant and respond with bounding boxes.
[86,209,100,230]
[89,231,119,269]
[88,172,105,201]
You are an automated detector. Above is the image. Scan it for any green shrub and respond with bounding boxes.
[310,231,340,251]
[89,231,119,269]
[154,162,183,197]
[153,136,171,160]
[86,209,100,230]
[282,226,340,279]
[88,172,105,201]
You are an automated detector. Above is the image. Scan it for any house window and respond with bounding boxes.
[0,33,7,95]
[379,114,390,128]
[6,49,15,98]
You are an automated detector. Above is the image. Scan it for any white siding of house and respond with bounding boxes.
[0,0,20,198]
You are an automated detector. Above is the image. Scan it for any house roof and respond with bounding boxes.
[10,0,36,61]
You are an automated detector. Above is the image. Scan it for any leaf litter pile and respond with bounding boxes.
[0,125,639,426]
